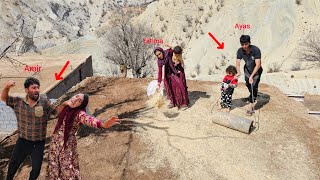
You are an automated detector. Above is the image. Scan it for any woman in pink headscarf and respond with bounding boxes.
[46,93,120,179]
[154,45,189,109]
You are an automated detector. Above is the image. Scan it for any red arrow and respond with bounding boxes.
[55,61,70,80]
[208,32,224,49]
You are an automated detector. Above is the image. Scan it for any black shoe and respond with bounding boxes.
[242,96,249,102]
[243,96,256,103]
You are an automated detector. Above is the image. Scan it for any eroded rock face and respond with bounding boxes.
[0,101,17,134]
[0,0,153,53]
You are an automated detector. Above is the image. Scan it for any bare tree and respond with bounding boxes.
[298,31,320,66]
[102,9,156,78]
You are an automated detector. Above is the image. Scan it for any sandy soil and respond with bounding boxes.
[304,94,320,111]
[0,77,319,179]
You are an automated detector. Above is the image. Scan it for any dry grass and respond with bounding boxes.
[147,91,167,109]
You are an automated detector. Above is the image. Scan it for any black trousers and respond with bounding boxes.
[220,91,233,108]
[245,73,262,103]
[6,138,45,180]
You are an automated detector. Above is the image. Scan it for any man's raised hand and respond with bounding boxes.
[5,80,15,89]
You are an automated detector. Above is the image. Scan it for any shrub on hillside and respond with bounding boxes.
[217,6,221,12]
[159,15,164,21]
[220,59,226,67]
[195,64,201,75]
[295,0,302,5]
[198,6,204,11]
[297,31,320,66]
[185,15,193,24]
[161,25,167,32]
[291,63,302,71]
[186,32,192,39]
[267,62,281,73]
[220,0,224,7]
[182,26,187,32]
[180,42,186,49]
[205,17,209,23]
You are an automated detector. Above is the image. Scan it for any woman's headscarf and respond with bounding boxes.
[54,94,89,148]
[154,47,171,66]
[154,46,179,76]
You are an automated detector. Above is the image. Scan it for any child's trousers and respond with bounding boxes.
[220,91,232,108]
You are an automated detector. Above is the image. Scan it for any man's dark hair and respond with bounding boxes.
[24,77,40,88]
[173,46,183,54]
[240,35,251,43]
[226,65,237,76]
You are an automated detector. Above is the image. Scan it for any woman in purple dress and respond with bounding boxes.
[46,93,120,179]
[154,45,189,109]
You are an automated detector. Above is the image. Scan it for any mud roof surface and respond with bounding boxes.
[1,77,319,179]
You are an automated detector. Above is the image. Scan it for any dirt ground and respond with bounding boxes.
[0,77,319,179]
[304,94,320,111]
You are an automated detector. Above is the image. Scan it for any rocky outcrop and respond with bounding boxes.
[0,0,152,54]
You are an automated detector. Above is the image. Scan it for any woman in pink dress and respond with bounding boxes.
[171,45,189,109]
[154,45,189,109]
[46,93,120,179]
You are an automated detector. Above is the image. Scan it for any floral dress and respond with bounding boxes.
[46,111,102,180]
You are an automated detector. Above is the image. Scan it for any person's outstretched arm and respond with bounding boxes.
[235,59,241,79]
[1,80,15,102]
[181,59,185,69]
[157,64,163,88]
[46,100,71,120]
[101,116,120,129]
[55,101,69,115]
[76,111,120,129]
[235,48,242,79]
[164,43,173,49]
[230,79,238,88]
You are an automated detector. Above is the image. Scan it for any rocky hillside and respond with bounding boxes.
[136,0,320,77]
[0,0,154,53]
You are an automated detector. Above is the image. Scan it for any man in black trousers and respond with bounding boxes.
[1,77,55,180]
[235,35,263,115]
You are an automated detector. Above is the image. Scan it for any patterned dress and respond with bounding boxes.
[46,111,102,180]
